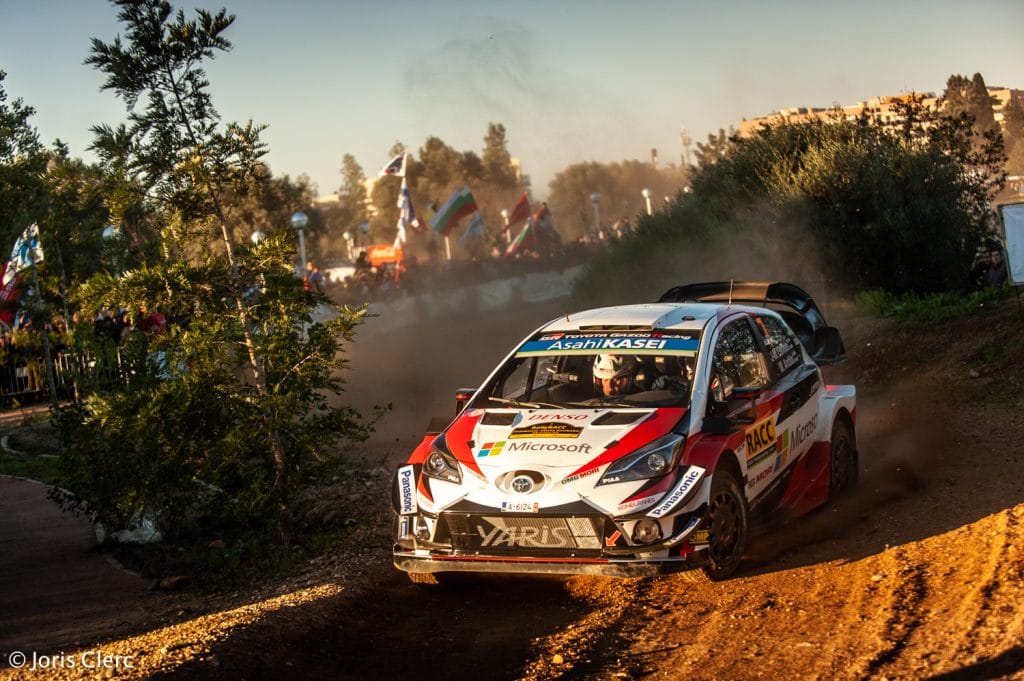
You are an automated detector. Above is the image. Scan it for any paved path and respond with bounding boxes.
[0,477,156,656]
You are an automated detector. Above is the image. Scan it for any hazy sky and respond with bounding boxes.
[2,0,1022,200]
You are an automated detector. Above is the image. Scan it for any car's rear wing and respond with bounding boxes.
[657,281,846,365]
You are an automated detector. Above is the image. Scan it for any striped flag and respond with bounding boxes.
[393,178,421,247]
[429,187,478,236]
[0,223,44,326]
[506,192,531,230]
[459,212,487,249]
[505,218,532,256]
[377,152,406,178]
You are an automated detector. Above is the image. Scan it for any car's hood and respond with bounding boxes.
[420,406,688,516]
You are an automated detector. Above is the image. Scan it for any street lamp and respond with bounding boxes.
[102,224,124,277]
[590,192,601,240]
[500,208,510,245]
[642,188,653,216]
[290,210,309,279]
[343,231,354,260]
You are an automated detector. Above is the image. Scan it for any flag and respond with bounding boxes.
[532,202,551,228]
[396,177,421,236]
[459,212,487,249]
[429,186,478,236]
[505,218,532,256]
[377,152,406,178]
[0,223,44,326]
[506,192,531,230]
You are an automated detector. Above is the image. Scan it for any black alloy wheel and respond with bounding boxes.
[828,418,858,496]
[703,468,748,580]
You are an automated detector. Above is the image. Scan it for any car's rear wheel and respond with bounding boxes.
[828,418,858,497]
[702,468,748,581]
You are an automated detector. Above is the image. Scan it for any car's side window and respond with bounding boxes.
[755,315,803,377]
[710,319,770,401]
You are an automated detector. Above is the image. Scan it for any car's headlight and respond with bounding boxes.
[597,434,685,485]
[423,444,462,484]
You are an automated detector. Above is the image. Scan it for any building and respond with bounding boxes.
[738,86,1022,137]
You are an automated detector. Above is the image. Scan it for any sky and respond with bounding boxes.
[2,0,1022,201]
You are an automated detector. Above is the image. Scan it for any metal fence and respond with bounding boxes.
[0,349,126,406]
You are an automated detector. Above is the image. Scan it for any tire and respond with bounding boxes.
[828,418,858,497]
[702,468,748,581]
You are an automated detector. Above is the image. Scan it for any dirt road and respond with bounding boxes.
[3,297,1023,680]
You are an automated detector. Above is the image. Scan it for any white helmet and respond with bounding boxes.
[593,355,640,380]
[594,354,620,380]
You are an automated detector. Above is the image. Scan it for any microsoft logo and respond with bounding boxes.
[477,441,506,458]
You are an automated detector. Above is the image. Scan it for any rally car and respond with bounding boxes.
[392,282,857,583]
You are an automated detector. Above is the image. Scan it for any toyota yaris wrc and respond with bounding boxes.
[392,282,857,582]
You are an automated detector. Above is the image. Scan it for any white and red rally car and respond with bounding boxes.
[392,282,857,582]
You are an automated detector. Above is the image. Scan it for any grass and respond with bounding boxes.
[0,413,63,485]
[965,329,1024,402]
[854,285,1016,325]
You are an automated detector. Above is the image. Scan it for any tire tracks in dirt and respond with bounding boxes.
[861,548,929,678]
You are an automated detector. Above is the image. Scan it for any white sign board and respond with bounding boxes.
[1003,202,1024,285]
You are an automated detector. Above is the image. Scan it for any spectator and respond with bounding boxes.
[305,260,325,293]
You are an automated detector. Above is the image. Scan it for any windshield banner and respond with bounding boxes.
[516,332,699,357]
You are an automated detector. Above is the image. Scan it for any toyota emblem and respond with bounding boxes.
[511,475,535,494]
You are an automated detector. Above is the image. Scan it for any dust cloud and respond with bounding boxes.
[338,295,572,467]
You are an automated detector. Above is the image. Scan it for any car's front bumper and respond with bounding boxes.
[393,549,707,579]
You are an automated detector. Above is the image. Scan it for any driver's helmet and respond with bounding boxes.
[593,354,639,396]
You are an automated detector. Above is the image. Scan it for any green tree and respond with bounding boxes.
[574,107,1003,304]
[693,128,736,169]
[338,154,368,232]
[481,123,517,189]
[1002,94,1024,175]
[37,149,112,324]
[547,160,690,241]
[942,73,999,150]
[57,0,370,544]
[0,71,48,249]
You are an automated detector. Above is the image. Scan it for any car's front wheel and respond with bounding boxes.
[702,468,748,580]
[828,417,858,497]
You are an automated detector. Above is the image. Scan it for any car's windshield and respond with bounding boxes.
[470,330,700,409]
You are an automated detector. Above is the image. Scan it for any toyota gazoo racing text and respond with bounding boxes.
[392,282,858,582]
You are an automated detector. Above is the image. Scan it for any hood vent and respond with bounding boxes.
[592,411,647,426]
[481,411,517,426]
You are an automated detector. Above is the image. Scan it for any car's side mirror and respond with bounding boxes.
[701,414,737,435]
[732,385,763,400]
[454,388,475,415]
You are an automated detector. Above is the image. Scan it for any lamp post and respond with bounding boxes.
[290,210,309,279]
[642,188,653,216]
[500,208,510,245]
[343,231,354,260]
[101,224,124,278]
[590,192,601,240]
